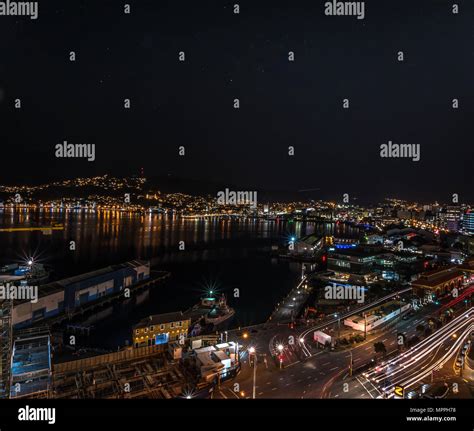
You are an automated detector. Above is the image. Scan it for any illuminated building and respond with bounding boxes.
[411,267,464,298]
[463,210,474,234]
[446,205,461,232]
[133,312,190,348]
[458,257,474,282]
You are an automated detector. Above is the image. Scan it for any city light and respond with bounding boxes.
[1,2,474,419]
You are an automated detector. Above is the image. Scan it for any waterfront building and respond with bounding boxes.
[327,245,383,281]
[133,312,190,348]
[12,260,151,328]
[290,234,324,256]
[411,267,464,298]
[373,251,428,282]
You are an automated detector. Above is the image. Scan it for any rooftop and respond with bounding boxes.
[134,311,188,329]
[18,260,150,301]
[412,267,464,288]
[329,246,383,258]
[458,258,474,272]
[10,334,51,398]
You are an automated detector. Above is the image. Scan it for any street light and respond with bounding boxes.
[334,313,341,340]
[348,349,353,376]
[277,344,284,370]
[248,347,257,399]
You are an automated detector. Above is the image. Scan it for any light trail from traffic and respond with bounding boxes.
[298,287,412,357]
[359,308,473,396]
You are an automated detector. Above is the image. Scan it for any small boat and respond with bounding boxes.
[204,294,235,327]
[0,262,51,285]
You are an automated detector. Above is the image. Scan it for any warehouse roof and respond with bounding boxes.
[15,260,150,303]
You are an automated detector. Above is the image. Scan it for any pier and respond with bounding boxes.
[32,270,171,330]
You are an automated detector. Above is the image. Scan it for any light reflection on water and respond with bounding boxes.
[0,209,361,347]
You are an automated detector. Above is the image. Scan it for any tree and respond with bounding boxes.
[407,336,420,348]
[374,342,387,357]
[416,324,425,334]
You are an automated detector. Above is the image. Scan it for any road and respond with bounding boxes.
[328,307,474,399]
[213,291,440,399]
[213,280,474,399]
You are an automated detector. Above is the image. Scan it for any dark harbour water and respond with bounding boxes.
[0,210,361,349]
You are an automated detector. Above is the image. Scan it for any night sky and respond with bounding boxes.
[0,0,473,202]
